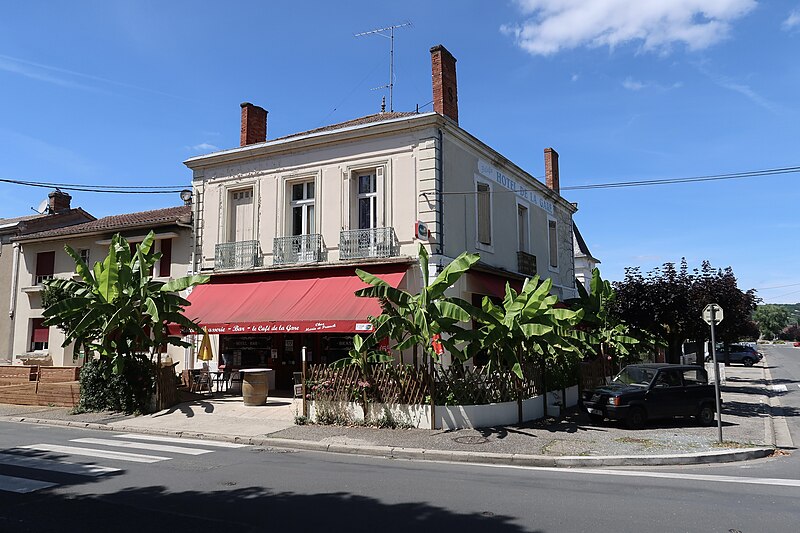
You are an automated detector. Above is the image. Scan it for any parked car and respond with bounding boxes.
[581,364,720,429]
[704,344,763,366]
[793,342,800,348]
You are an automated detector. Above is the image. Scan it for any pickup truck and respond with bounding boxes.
[581,363,720,429]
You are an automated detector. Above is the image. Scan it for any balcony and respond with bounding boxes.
[215,240,262,271]
[517,251,537,276]
[273,234,326,265]
[339,227,400,261]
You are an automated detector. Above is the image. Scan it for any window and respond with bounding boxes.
[290,181,315,235]
[357,173,378,230]
[228,188,254,242]
[548,218,558,270]
[35,251,55,284]
[476,182,491,245]
[159,239,172,278]
[517,204,529,252]
[682,369,707,386]
[30,318,49,351]
[79,248,90,266]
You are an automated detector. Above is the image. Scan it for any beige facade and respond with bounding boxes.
[10,210,192,369]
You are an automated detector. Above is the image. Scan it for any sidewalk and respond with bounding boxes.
[0,360,789,468]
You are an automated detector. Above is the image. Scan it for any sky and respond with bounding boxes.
[1,1,798,303]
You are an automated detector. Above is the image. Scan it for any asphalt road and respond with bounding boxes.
[1,418,800,533]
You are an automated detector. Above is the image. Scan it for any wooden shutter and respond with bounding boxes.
[159,238,172,277]
[548,219,558,268]
[477,183,491,245]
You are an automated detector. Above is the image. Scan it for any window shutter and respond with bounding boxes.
[548,219,558,268]
[477,183,491,245]
[31,318,49,343]
[35,251,55,278]
[376,166,385,226]
[159,239,172,277]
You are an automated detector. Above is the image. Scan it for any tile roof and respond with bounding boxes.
[272,111,419,141]
[16,205,190,241]
[573,224,598,261]
[0,213,45,228]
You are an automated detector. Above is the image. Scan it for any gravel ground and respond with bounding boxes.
[0,404,134,425]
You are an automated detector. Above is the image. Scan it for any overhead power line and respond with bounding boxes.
[0,177,188,194]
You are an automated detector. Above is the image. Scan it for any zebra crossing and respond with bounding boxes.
[0,433,247,493]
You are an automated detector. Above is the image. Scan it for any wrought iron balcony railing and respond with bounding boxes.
[517,251,537,276]
[339,227,400,261]
[215,240,262,270]
[273,234,326,265]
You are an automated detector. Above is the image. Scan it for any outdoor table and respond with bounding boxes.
[240,368,273,406]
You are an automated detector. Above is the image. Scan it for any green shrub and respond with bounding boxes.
[79,357,155,414]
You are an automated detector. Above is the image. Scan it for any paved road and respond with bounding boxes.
[1,421,799,532]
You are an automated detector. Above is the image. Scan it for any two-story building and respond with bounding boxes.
[10,203,192,368]
[0,191,95,363]
[183,44,579,390]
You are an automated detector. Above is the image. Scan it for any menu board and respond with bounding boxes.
[222,335,272,351]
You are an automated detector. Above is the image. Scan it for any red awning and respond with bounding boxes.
[467,271,524,299]
[185,264,408,334]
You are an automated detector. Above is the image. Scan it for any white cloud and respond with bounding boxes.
[502,0,757,56]
[571,73,579,81]
[623,77,646,90]
[784,9,800,30]
[186,142,220,152]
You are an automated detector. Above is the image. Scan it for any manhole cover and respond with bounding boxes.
[221,481,236,486]
[453,435,489,445]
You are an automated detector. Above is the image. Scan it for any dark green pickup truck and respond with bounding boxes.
[581,363,720,429]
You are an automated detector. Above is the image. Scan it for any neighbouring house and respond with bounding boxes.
[0,191,95,363]
[573,224,600,291]
[182,44,580,391]
[10,203,193,368]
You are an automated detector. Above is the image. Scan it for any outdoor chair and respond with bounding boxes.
[193,366,213,394]
[229,370,243,394]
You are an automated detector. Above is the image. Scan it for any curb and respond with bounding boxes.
[0,415,775,468]
[762,352,795,450]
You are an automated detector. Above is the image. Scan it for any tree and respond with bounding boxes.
[754,305,791,340]
[43,232,209,411]
[611,259,757,363]
[355,243,480,367]
[330,334,392,421]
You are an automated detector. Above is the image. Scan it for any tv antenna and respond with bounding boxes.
[355,21,412,113]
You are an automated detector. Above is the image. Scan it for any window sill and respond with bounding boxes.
[475,242,494,254]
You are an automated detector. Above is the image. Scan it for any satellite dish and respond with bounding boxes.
[36,199,49,214]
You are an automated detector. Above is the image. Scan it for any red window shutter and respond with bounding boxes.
[31,318,49,343]
[35,251,55,278]
[159,239,172,277]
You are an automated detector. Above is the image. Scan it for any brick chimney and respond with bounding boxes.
[47,190,71,214]
[544,147,560,194]
[240,102,268,146]
[430,45,458,124]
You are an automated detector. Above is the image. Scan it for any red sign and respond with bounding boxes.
[203,321,374,335]
[431,334,444,356]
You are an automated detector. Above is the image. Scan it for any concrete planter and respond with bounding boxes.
[309,385,580,430]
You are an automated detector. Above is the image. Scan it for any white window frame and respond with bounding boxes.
[474,175,494,253]
[289,180,316,236]
[516,200,530,254]
[223,183,258,243]
[343,163,387,231]
[547,215,559,272]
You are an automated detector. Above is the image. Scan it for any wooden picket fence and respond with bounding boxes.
[0,365,80,407]
[305,362,546,406]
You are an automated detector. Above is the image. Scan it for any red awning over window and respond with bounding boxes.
[466,271,524,300]
[31,318,49,343]
[185,264,408,334]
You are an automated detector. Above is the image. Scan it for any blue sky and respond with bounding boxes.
[1,1,798,303]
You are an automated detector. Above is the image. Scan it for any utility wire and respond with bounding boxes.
[0,178,187,194]
[755,282,800,291]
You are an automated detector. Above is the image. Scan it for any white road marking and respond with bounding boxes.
[0,474,56,494]
[0,453,119,476]
[768,384,788,392]
[18,444,170,463]
[71,438,213,456]
[480,464,800,488]
[112,433,247,448]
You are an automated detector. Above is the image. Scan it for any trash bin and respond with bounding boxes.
[241,369,272,406]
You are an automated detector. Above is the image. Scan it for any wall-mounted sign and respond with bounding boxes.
[478,159,555,215]
[415,220,429,241]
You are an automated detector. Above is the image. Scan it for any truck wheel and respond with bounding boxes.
[626,407,646,429]
[742,357,754,367]
[697,405,715,426]
[589,413,604,424]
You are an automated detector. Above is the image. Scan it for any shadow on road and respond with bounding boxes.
[2,485,539,533]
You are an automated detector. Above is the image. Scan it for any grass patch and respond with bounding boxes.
[615,436,659,447]
[711,440,758,449]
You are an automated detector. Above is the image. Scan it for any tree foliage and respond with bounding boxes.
[754,304,791,340]
[610,259,758,362]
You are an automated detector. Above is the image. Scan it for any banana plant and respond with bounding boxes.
[43,231,209,375]
[566,268,639,369]
[330,334,393,421]
[354,243,480,367]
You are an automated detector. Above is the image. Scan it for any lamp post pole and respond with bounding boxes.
[301,346,307,419]
[709,306,723,444]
